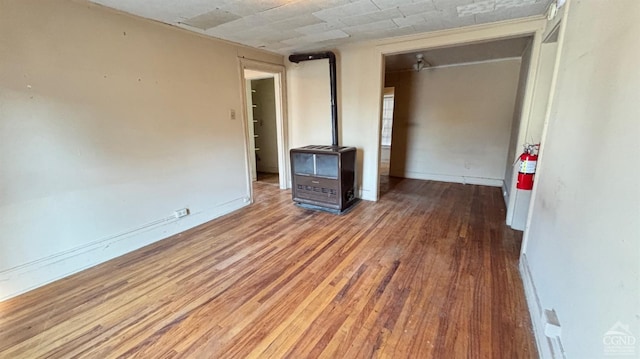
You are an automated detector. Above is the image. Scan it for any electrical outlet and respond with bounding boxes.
[543,309,561,338]
[230,109,236,120]
[174,208,189,218]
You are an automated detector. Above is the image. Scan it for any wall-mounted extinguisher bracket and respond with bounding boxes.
[516,143,540,191]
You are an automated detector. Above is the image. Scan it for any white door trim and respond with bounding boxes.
[238,58,290,200]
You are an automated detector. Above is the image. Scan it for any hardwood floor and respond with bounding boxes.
[256,172,279,186]
[0,178,537,358]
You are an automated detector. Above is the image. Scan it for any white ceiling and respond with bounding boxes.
[89,0,551,55]
[385,36,531,71]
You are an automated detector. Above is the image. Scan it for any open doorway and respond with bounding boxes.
[381,37,532,195]
[240,59,288,201]
[245,72,279,186]
[379,87,395,195]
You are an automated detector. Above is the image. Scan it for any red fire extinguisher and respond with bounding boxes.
[516,144,539,190]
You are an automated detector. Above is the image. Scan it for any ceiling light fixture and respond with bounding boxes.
[413,54,430,72]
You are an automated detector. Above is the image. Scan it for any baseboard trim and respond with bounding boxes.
[0,197,248,302]
[520,254,565,358]
[393,171,504,187]
[359,187,376,202]
[502,180,510,207]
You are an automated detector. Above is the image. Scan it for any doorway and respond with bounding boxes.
[381,37,532,194]
[240,59,289,201]
[245,73,279,185]
[379,87,396,195]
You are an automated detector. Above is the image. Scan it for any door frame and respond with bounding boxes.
[238,58,290,200]
[372,18,548,202]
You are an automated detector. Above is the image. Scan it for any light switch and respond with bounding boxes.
[230,109,236,120]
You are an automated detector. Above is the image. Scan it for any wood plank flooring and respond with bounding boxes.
[0,178,537,358]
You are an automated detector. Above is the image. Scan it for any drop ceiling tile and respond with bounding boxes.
[349,24,418,40]
[218,0,291,17]
[398,1,437,16]
[312,0,380,21]
[295,21,342,35]
[90,0,550,54]
[269,14,325,31]
[495,0,538,10]
[205,17,262,37]
[474,1,548,23]
[371,0,427,9]
[181,9,241,30]
[457,0,495,17]
[305,29,351,42]
[413,10,475,32]
[426,8,476,23]
[240,14,272,27]
[432,0,474,11]
[282,29,350,45]
[91,0,219,23]
[339,7,403,26]
[392,13,428,28]
[343,19,398,34]
[259,1,323,22]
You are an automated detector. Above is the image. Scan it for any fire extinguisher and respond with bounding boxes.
[516,144,540,190]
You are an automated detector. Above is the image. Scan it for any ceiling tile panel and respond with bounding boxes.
[339,7,403,26]
[269,14,325,31]
[474,1,548,23]
[295,22,344,36]
[312,0,381,21]
[392,13,428,28]
[397,1,436,16]
[89,0,551,54]
[259,1,323,22]
[371,0,429,9]
[432,0,474,11]
[181,9,241,30]
[343,19,399,34]
[282,29,350,46]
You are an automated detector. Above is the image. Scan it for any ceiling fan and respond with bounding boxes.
[413,54,431,72]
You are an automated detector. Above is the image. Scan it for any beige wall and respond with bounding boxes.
[286,48,383,200]
[523,0,640,356]
[252,78,279,174]
[286,19,544,201]
[0,0,282,300]
[385,59,521,186]
[287,60,333,149]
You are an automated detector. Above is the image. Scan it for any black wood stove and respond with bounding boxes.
[288,52,358,213]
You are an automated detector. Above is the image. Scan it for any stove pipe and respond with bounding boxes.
[288,51,338,147]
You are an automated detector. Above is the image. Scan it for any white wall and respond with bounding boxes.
[385,59,521,186]
[0,0,282,300]
[252,78,279,174]
[522,0,640,357]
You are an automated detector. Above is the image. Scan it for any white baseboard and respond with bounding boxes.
[395,171,504,187]
[502,181,510,207]
[359,187,376,201]
[0,197,248,302]
[520,254,565,359]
